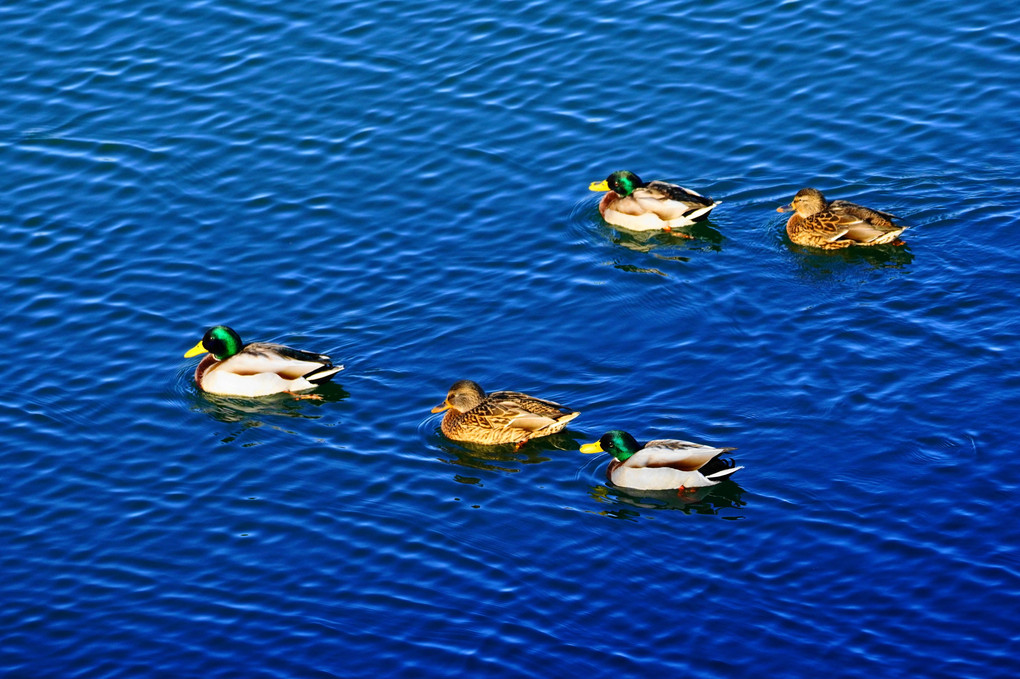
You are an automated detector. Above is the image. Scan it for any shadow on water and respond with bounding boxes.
[426,424,585,476]
[569,198,726,277]
[187,382,350,425]
[603,222,726,277]
[609,219,725,253]
[585,480,748,521]
[786,240,915,272]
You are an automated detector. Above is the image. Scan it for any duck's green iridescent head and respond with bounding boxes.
[580,430,642,461]
[184,325,244,361]
[588,171,643,197]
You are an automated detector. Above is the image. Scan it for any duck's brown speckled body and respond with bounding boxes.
[778,187,906,249]
[431,380,579,446]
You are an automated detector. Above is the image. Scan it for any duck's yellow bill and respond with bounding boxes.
[776,204,793,213]
[430,402,451,414]
[184,341,208,358]
[588,180,610,192]
[579,442,604,454]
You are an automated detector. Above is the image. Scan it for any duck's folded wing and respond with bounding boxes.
[251,342,333,364]
[234,342,334,379]
[490,391,575,417]
[485,391,577,431]
[830,200,898,224]
[646,181,715,207]
[644,438,730,451]
[467,400,552,432]
[827,212,904,244]
[629,185,713,220]
[826,202,904,244]
[629,441,731,471]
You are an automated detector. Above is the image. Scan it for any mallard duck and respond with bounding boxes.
[580,430,741,490]
[431,380,580,446]
[183,325,343,397]
[777,187,907,249]
[588,170,719,231]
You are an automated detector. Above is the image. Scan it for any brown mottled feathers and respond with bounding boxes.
[432,380,580,446]
[780,187,906,249]
[829,199,898,224]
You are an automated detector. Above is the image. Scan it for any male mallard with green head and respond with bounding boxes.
[588,170,719,231]
[580,430,741,491]
[777,187,907,249]
[431,380,580,446]
[184,325,343,397]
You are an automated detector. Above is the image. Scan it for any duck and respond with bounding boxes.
[588,170,719,231]
[777,187,907,249]
[580,430,741,491]
[183,325,343,397]
[431,380,580,446]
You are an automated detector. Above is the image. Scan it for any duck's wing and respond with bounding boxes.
[644,181,716,207]
[629,439,736,471]
[830,200,898,224]
[824,200,904,243]
[228,341,336,380]
[623,182,717,221]
[489,391,575,417]
[485,391,579,431]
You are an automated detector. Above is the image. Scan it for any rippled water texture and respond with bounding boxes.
[2,0,1019,677]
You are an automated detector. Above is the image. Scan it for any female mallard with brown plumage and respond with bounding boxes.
[580,430,741,491]
[431,380,580,446]
[184,325,343,397]
[777,187,907,249]
[588,170,719,231]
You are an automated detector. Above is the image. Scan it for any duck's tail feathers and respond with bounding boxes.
[525,410,580,435]
[871,226,908,244]
[706,465,743,481]
[304,364,344,384]
[557,411,581,425]
[686,201,720,222]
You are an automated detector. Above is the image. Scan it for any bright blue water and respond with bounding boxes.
[2,0,1019,677]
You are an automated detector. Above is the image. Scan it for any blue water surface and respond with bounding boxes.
[2,0,1019,677]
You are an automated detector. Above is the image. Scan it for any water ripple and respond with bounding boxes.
[2,0,1020,676]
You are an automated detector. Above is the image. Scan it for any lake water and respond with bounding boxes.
[2,0,1019,677]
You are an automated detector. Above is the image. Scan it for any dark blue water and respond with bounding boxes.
[2,0,1019,676]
